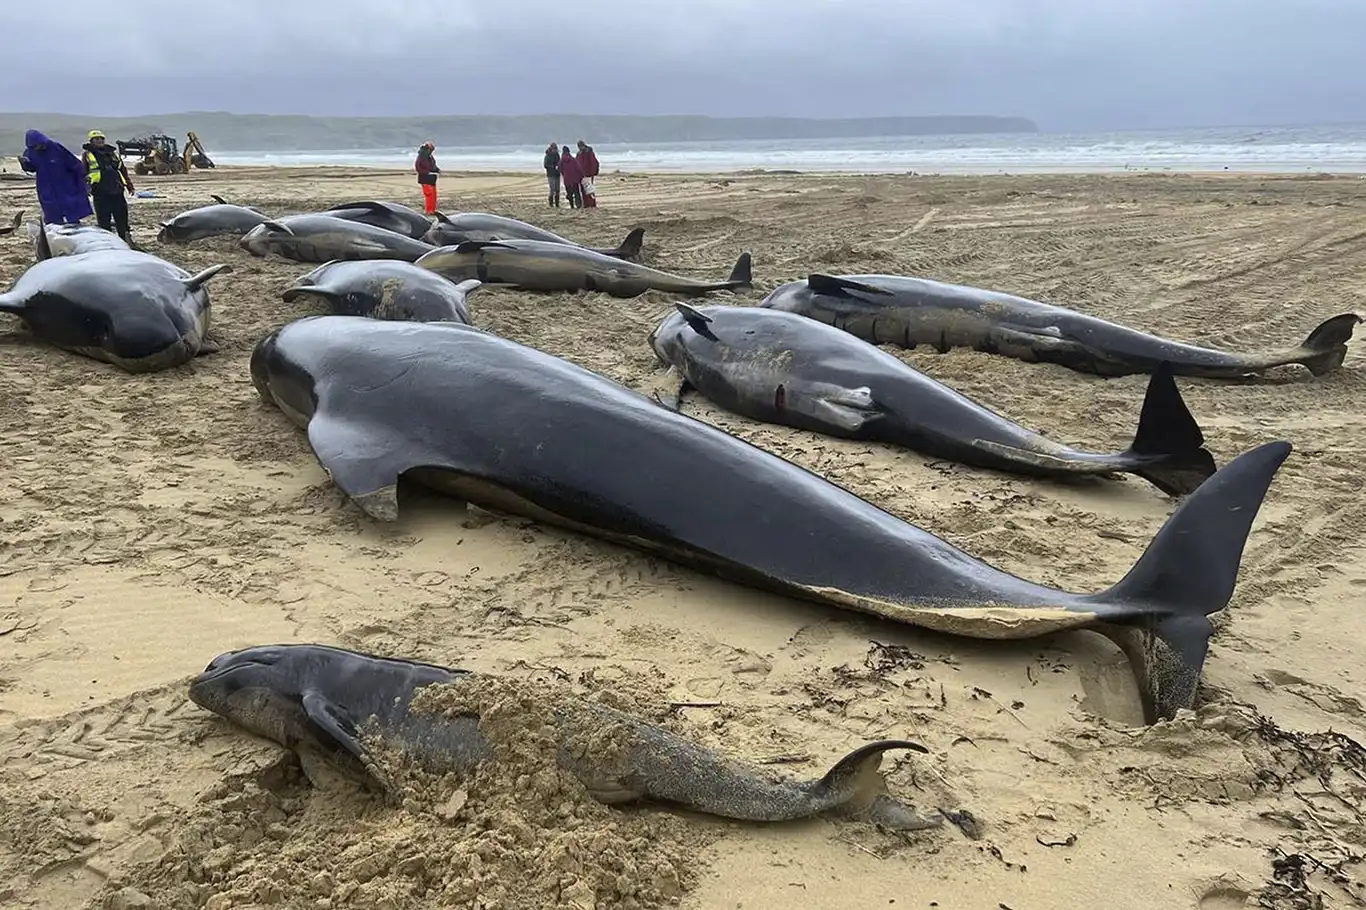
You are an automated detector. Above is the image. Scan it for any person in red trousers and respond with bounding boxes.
[576,139,600,208]
[415,142,441,214]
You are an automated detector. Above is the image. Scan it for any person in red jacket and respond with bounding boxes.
[576,139,600,208]
[559,145,584,209]
[415,142,441,214]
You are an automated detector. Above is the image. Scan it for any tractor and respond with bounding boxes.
[116,131,216,176]
[117,135,186,175]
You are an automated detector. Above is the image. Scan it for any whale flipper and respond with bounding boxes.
[647,367,692,412]
[300,691,396,791]
[306,412,419,521]
[282,284,341,304]
[184,263,233,291]
[302,691,367,762]
[775,379,884,434]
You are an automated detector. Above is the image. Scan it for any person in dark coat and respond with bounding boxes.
[543,142,561,207]
[559,146,584,209]
[82,130,136,242]
[415,142,441,214]
[18,129,94,225]
[575,140,600,208]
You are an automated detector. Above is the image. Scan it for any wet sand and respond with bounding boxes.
[1,165,1364,909]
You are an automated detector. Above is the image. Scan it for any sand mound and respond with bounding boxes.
[95,673,708,910]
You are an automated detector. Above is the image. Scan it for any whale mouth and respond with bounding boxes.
[191,657,266,687]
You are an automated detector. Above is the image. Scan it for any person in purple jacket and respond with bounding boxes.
[18,129,94,225]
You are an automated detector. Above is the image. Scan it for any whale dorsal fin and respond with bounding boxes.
[806,274,894,297]
[453,240,514,254]
[330,200,390,212]
[35,221,53,262]
[210,194,229,205]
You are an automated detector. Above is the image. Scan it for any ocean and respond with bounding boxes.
[209,124,1366,175]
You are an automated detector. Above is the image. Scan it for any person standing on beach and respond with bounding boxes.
[82,130,135,242]
[415,142,441,214]
[559,146,584,209]
[543,142,561,207]
[576,140,600,208]
[18,129,93,225]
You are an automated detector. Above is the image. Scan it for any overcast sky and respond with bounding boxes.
[3,0,1363,130]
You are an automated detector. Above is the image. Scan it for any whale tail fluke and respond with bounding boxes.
[608,227,646,260]
[1292,312,1362,376]
[629,734,939,830]
[725,251,753,290]
[1121,361,1218,496]
[1091,440,1292,723]
[808,739,942,830]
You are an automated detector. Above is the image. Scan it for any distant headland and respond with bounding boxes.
[0,111,1038,154]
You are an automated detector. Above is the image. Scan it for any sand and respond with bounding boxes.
[0,164,1364,910]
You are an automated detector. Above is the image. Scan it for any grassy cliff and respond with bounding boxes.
[0,112,1037,155]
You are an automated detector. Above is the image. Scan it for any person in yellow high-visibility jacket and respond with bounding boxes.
[82,130,136,243]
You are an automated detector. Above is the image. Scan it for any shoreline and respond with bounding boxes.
[6,160,1366,186]
[199,162,1366,178]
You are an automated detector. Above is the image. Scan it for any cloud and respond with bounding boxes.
[3,0,1363,129]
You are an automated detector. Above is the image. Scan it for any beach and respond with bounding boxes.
[1,165,1363,909]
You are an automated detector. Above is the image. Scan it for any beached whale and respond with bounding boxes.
[321,200,434,240]
[648,303,1217,495]
[241,214,437,263]
[0,223,228,372]
[189,643,944,831]
[26,221,130,257]
[761,273,1362,379]
[250,315,1293,724]
[283,259,480,324]
[423,211,645,260]
[157,194,269,243]
[416,240,751,298]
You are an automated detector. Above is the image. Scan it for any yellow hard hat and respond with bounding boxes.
[87,129,105,139]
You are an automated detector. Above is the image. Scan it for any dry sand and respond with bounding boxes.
[1,164,1364,910]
